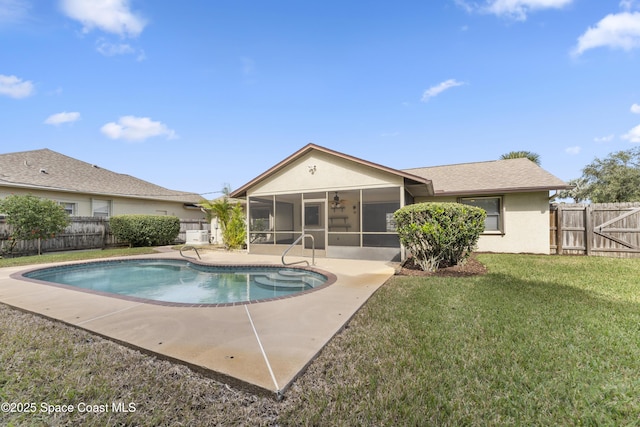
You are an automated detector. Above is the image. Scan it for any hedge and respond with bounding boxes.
[394,202,486,272]
[109,215,180,247]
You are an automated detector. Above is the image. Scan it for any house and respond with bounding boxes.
[230,143,571,261]
[0,149,205,220]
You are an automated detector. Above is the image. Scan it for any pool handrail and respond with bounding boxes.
[179,245,201,260]
[282,234,315,266]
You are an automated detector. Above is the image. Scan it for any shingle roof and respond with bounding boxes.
[404,158,571,196]
[0,149,202,203]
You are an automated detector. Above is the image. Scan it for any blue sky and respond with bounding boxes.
[2,0,640,198]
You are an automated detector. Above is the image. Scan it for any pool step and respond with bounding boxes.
[254,275,312,291]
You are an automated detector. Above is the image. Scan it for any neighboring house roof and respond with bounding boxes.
[230,143,434,198]
[404,158,572,196]
[0,149,202,204]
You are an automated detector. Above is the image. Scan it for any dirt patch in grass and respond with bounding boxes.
[397,254,488,277]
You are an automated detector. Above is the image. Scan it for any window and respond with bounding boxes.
[92,199,111,217]
[459,196,502,233]
[58,202,77,216]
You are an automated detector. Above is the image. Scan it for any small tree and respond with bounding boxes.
[394,202,486,272]
[0,194,70,255]
[223,203,246,249]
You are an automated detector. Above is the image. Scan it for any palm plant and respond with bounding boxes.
[499,150,541,166]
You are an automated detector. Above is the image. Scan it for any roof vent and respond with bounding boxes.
[92,164,99,168]
[40,168,48,174]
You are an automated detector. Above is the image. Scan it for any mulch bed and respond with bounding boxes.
[397,255,488,277]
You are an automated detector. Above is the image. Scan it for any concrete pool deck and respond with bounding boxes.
[0,248,397,397]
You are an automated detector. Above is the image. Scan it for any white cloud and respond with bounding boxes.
[421,79,465,102]
[60,0,146,37]
[631,103,640,114]
[96,40,134,56]
[0,74,34,98]
[573,12,640,56]
[488,0,573,20]
[621,124,640,142]
[456,0,573,21]
[565,146,581,155]
[100,116,176,141]
[44,111,80,125]
[0,0,30,24]
[619,0,640,12]
[594,134,615,143]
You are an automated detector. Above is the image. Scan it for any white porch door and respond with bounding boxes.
[303,199,326,250]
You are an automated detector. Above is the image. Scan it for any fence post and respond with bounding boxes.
[556,205,563,255]
[584,205,592,256]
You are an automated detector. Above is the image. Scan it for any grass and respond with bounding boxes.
[1,253,640,425]
[0,247,158,268]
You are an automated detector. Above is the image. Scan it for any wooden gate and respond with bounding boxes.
[550,203,640,258]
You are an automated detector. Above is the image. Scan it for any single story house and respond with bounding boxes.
[0,149,205,220]
[230,143,571,261]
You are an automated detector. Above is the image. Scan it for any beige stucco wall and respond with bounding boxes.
[0,187,205,220]
[250,151,403,196]
[416,191,551,254]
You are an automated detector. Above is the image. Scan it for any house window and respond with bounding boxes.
[58,202,77,216]
[459,196,502,233]
[92,199,111,218]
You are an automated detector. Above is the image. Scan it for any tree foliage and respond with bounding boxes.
[573,147,640,203]
[0,194,70,255]
[394,202,486,272]
[499,150,541,166]
[223,203,246,250]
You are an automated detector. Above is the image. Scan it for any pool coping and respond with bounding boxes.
[0,249,396,398]
[12,258,338,308]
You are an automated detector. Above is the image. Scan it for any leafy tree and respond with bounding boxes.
[0,194,70,255]
[557,177,590,203]
[499,150,541,165]
[574,147,640,203]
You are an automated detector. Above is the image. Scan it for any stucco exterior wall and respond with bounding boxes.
[250,151,403,196]
[416,191,551,254]
[0,187,204,220]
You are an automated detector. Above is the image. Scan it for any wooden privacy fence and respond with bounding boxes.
[0,217,210,257]
[550,202,640,258]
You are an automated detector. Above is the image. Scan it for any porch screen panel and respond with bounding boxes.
[275,194,300,245]
[249,197,273,244]
[362,187,400,248]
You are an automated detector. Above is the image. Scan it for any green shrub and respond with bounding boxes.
[109,215,180,247]
[394,202,486,272]
[223,203,246,249]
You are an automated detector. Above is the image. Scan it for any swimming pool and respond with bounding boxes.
[21,259,332,306]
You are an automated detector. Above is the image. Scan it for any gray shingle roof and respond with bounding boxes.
[0,149,202,203]
[404,158,571,196]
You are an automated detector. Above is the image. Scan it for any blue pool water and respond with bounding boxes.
[23,259,328,305]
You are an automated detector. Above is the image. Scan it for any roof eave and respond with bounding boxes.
[0,182,202,204]
[433,185,573,197]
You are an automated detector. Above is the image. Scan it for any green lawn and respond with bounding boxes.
[0,247,158,268]
[279,254,640,425]
[1,253,639,425]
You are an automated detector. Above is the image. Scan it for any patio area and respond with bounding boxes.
[0,249,396,397]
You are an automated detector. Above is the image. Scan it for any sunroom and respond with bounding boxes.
[230,144,433,261]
